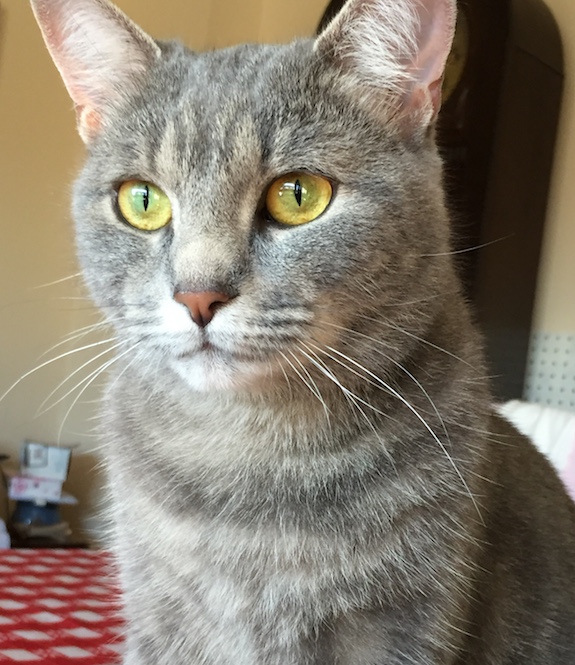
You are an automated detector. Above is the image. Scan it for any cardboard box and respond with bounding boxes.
[21,442,72,482]
[8,474,63,503]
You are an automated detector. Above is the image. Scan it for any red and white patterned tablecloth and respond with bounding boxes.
[0,549,124,664]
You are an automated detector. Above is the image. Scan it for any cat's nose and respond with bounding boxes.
[174,290,231,328]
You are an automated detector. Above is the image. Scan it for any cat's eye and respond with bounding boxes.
[265,172,333,226]
[117,180,172,231]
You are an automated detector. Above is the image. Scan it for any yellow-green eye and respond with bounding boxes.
[117,180,172,231]
[265,172,333,226]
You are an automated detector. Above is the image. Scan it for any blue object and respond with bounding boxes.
[11,500,62,527]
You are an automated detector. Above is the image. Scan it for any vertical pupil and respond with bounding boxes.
[294,179,302,207]
[142,185,150,212]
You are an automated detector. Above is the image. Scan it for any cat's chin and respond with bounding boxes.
[169,350,271,393]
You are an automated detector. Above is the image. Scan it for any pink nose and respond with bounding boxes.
[174,290,231,328]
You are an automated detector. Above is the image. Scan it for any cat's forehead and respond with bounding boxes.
[144,41,318,137]
[92,38,401,191]
[96,41,325,176]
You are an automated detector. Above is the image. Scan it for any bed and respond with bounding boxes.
[0,549,124,664]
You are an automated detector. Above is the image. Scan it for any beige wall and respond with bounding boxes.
[0,0,574,535]
[532,0,575,333]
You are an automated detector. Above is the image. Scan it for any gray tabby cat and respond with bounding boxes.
[31,0,575,663]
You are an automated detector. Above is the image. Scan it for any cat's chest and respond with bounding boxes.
[110,457,465,665]
[107,425,453,609]
[104,370,475,664]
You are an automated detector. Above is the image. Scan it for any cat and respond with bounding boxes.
[31,0,575,663]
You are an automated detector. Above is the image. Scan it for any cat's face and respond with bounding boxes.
[32,0,457,394]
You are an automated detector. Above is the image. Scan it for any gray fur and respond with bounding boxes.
[32,0,575,663]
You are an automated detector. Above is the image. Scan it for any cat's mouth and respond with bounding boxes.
[170,336,274,392]
[176,339,262,364]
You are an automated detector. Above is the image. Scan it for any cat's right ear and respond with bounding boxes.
[314,0,456,131]
[30,0,161,143]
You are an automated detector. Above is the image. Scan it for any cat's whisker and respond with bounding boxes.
[352,276,378,299]
[315,320,452,446]
[36,339,125,416]
[374,346,452,446]
[39,320,113,359]
[275,357,294,400]
[296,344,355,432]
[104,343,151,397]
[280,350,329,418]
[321,343,484,524]
[417,235,510,258]
[279,350,317,404]
[0,338,121,406]
[298,343,386,449]
[449,420,517,447]
[50,352,122,421]
[47,296,94,302]
[288,349,331,420]
[300,342,388,440]
[305,342,393,418]
[32,272,83,289]
[355,313,476,370]
[56,340,142,444]
[374,290,460,308]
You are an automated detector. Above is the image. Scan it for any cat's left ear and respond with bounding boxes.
[315,0,456,129]
[30,0,161,143]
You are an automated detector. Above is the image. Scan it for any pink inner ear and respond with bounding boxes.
[78,107,103,143]
[314,0,457,128]
[407,0,456,117]
[31,0,161,144]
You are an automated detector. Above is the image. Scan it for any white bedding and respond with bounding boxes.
[499,400,575,501]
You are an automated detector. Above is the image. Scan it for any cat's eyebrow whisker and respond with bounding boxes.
[0,338,120,405]
[56,340,142,444]
[36,339,125,416]
[317,343,484,525]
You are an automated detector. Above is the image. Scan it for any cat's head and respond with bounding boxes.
[31,0,457,394]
